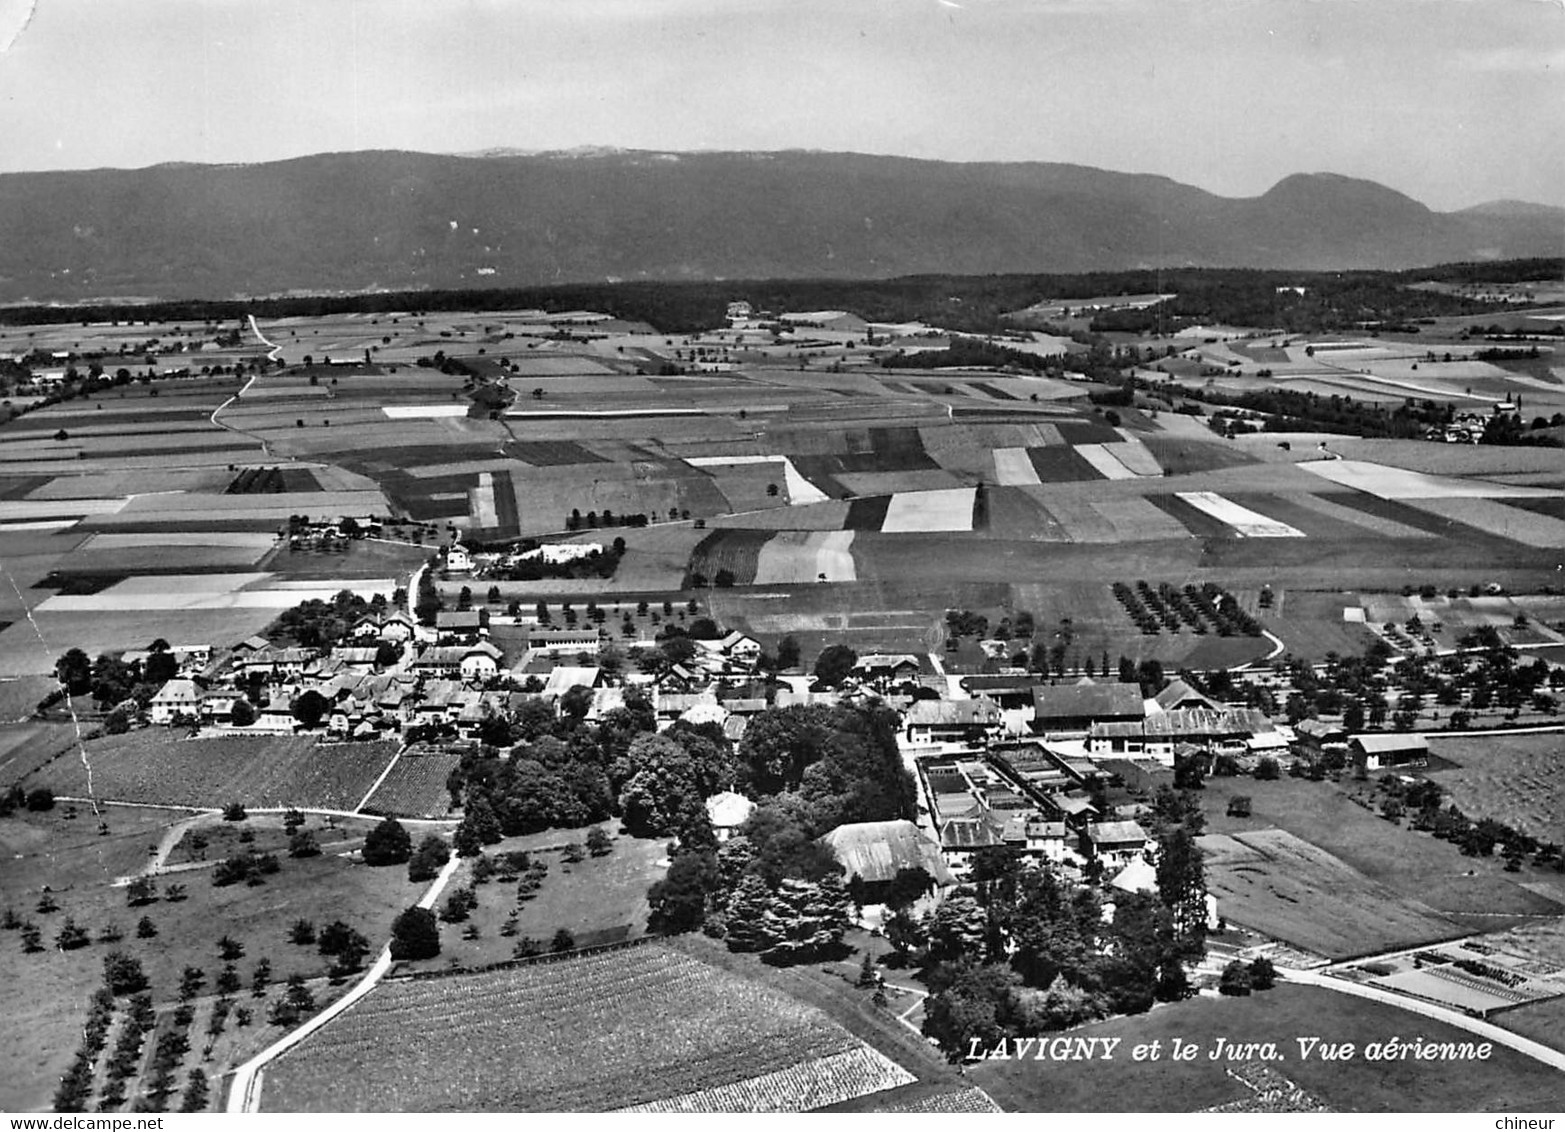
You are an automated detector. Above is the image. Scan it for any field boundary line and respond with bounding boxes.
[228,851,465,1113]
[354,743,408,813]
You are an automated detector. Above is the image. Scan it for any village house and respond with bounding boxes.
[1043,792,1100,831]
[237,645,317,681]
[1000,815,1073,867]
[1084,820,1150,871]
[696,631,762,667]
[1032,680,1145,735]
[150,678,202,724]
[327,646,383,673]
[819,819,954,904]
[705,791,756,842]
[1295,718,1349,760]
[254,693,302,733]
[903,696,1004,747]
[411,641,503,683]
[854,654,922,688]
[435,610,485,644]
[957,674,1042,712]
[938,815,1005,872]
[526,626,602,654]
[1150,678,1219,714]
[199,690,238,725]
[444,542,473,574]
[378,610,417,643]
[518,542,602,565]
[542,665,601,700]
[1087,707,1274,765]
[1351,732,1430,772]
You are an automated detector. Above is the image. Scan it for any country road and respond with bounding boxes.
[1279,967,1565,1073]
[227,852,465,1112]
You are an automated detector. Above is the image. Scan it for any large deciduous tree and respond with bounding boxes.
[361,817,413,865]
[389,907,440,960]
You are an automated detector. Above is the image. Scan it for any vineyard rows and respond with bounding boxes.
[263,944,864,1112]
[26,733,399,811]
[617,1046,915,1113]
[361,752,460,818]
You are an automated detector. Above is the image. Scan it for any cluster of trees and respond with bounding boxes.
[914,832,1207,1059]
[1274,628,1561,735]
[0,784,56,815]
[212,849,282,887]
[564,509,657,532]
[1181,384,1455,439]
[1111,581,1260,639]
[1480,412,1562,449]
[445,693,661,853]
[53,641,184,714]
[880,336,1059,374]
[1370,775,1562,871]
[490,537,627,581]
[268,589,391,650]
[282,917,371,982]
[645,703,917,967]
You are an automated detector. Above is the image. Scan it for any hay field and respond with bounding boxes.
[1426,734,1565,841]
[1282,491,1437,539]
[979,486,1070,541]
[685,455,830,504]
[33,572,395,613]
[881,488,976,533]
[992,447,1042,486]
[753,531,857,584]
[1301,460,1555,500]
[1074,443,1139,480]
[24,469,234,498]
[1106,433,1163,475]
[1399,496,1565,549]
[708,500,852,531]
[1327,439,1565,477]
[836,469,965,495]
[1175,492,1305,538]
[1200,829,1461,959]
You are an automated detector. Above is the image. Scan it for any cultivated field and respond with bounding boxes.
[1199,829,1462,959]
[261,944,915,1112]
[359,751,460,819]
[26,733,400,811]
[1201,776,1564,930]
[1426,733,1565,841]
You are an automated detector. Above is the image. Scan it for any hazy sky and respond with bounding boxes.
[0,0,1560,208]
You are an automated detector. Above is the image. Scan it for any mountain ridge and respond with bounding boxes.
[0,149,1557,302]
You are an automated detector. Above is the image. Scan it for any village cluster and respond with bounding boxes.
[117,535,1440,910]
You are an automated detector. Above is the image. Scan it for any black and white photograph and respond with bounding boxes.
[0,0,1562,1118]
